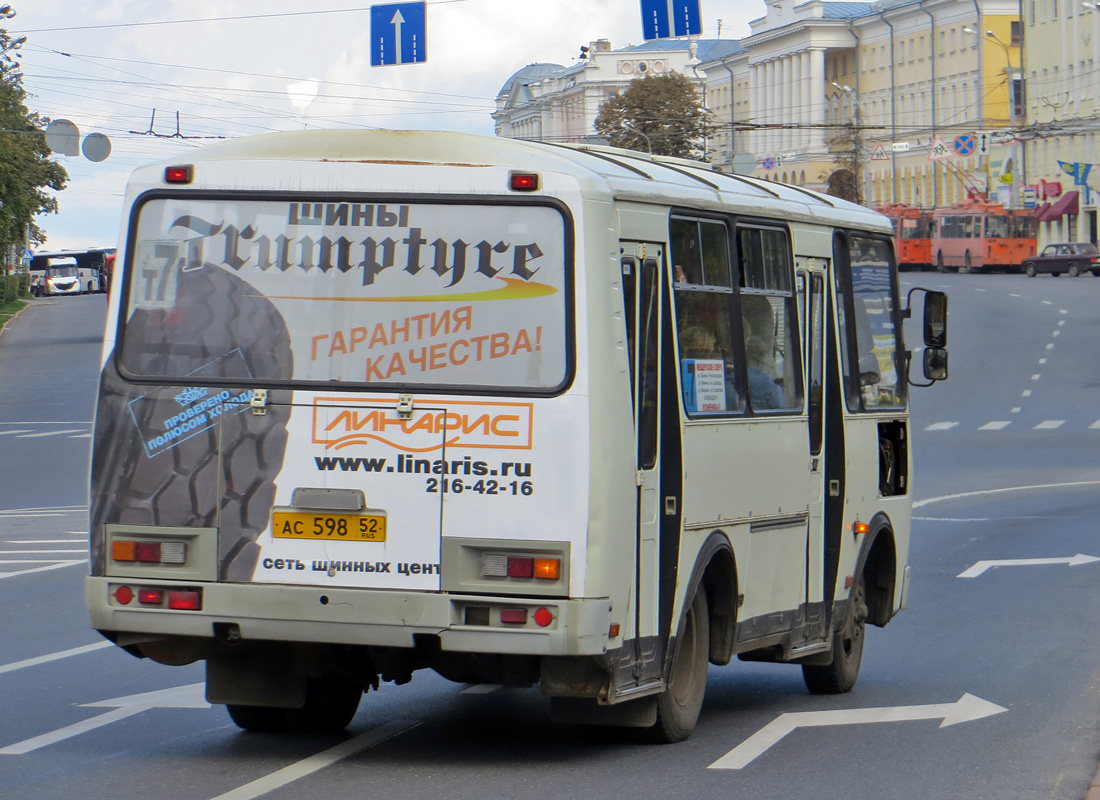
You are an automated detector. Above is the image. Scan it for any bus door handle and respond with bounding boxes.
[664,496,677,516]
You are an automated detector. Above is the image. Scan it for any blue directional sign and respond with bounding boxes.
[640,0,703,40]
[370,2,427,66]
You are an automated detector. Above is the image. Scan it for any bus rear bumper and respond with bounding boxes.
[86,577,613,657]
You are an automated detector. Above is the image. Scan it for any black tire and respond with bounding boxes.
[90,265,293,580]
[227,674,362,734]
[227,703,290,733]
[803,573,867,695]
[1025,264,1037,277]
[648,590,709,743]
[285,675,363,734]
[1067,263,1081,277]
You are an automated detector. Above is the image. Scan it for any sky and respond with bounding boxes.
[11,0,766,253]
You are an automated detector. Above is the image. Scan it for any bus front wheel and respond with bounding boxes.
[648,589,709,743]
[803,572,867,695]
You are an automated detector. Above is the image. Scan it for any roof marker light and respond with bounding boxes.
[509,172,539,192]
[164,165,193,184]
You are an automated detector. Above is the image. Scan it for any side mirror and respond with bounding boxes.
[923,291,947,348]
[923,347,948,381]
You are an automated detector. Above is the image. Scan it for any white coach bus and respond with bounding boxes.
[86,130,947,742]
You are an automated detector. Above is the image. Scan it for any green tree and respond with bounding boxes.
[594,72,711,161]
[0,8,66,255]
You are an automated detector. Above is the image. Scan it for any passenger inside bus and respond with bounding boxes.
[741,295,786,410]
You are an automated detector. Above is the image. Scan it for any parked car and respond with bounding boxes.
[1022,242,1100,277]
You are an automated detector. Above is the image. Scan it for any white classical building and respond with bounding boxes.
[493,38,743,146]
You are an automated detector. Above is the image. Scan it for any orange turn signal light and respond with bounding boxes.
[853,521,870,535]
[112,540,137,562]
[533,558,560,580]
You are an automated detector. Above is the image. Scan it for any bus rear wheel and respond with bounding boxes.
[648,589,709,743]
[803,573,867,694]
[227,674,363,734]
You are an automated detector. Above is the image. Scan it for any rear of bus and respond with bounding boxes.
[86,131,616,729]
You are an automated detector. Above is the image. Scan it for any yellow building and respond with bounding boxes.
[699,0,1024,210]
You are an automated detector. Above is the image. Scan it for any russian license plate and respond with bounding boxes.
[272,511,387,542]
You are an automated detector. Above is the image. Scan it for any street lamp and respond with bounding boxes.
[622,121,653,155]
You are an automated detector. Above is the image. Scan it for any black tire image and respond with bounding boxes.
[227,675,362,734]
[803,572,867,695]
[90,265,293,581]
[647,589,709,743]
[1067,263,1081,277]
[1025,264,1037,277]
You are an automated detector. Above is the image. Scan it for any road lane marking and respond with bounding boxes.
[915,481,1100,509]
[0,642,113,675]
[4,539,87,544]
[1011,407,1021,414]
[461,684,501,694]
[1034,420,1064,429]
[924,422,958,431]
[208,719,421,800]
[15,430,85,438]
[708,695,1007,770]
[0,561,87,579]
[978,422,1010,431]
[0,430,32,436]
[1031,374,1041,380]
[0,683,210,755]
[1022,390,1032,396]
[1091,421,1100,429]
[958,554,1100,578]
[1,549,88,554]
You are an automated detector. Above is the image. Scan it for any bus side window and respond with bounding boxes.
[736,226,803,413]
[670,216,741,415]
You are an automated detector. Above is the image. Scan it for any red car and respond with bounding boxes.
[1022,242,1100,277]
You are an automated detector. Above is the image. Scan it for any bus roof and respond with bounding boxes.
[136,129,891,234]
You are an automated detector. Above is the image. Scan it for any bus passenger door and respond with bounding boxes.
[621,246,665,687]
[799,265,828,644]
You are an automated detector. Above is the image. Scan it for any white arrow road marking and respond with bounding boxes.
[210,719,420,800]
[708,694,1006,770]
[958,554,1100,578]
[0,683,209,754]
[391,9,405,63]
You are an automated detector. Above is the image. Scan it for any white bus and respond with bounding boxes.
[87,130,947,742]
[29,248,114,295]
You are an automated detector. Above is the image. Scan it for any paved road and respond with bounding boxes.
[2,278,1100,799]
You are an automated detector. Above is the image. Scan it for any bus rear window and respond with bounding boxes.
[119,197,571,392]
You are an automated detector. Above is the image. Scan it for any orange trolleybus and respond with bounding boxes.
[931,202,1037,273]
[876,205,934,271]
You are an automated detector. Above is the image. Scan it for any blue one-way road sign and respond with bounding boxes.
[371,2,427,66]
[640,0,703,40]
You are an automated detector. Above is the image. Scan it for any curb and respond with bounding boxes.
[1088,763,1100,800]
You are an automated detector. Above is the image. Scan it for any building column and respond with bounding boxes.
[750,62,762,158]
[796,54,805,152]
[808,48,826,162]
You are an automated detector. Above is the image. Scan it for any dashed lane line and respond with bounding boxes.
[0,561,87,579]
[0,642,114,675]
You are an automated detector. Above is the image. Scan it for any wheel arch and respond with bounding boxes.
[854,513,897,628]
[679,530,738,667]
